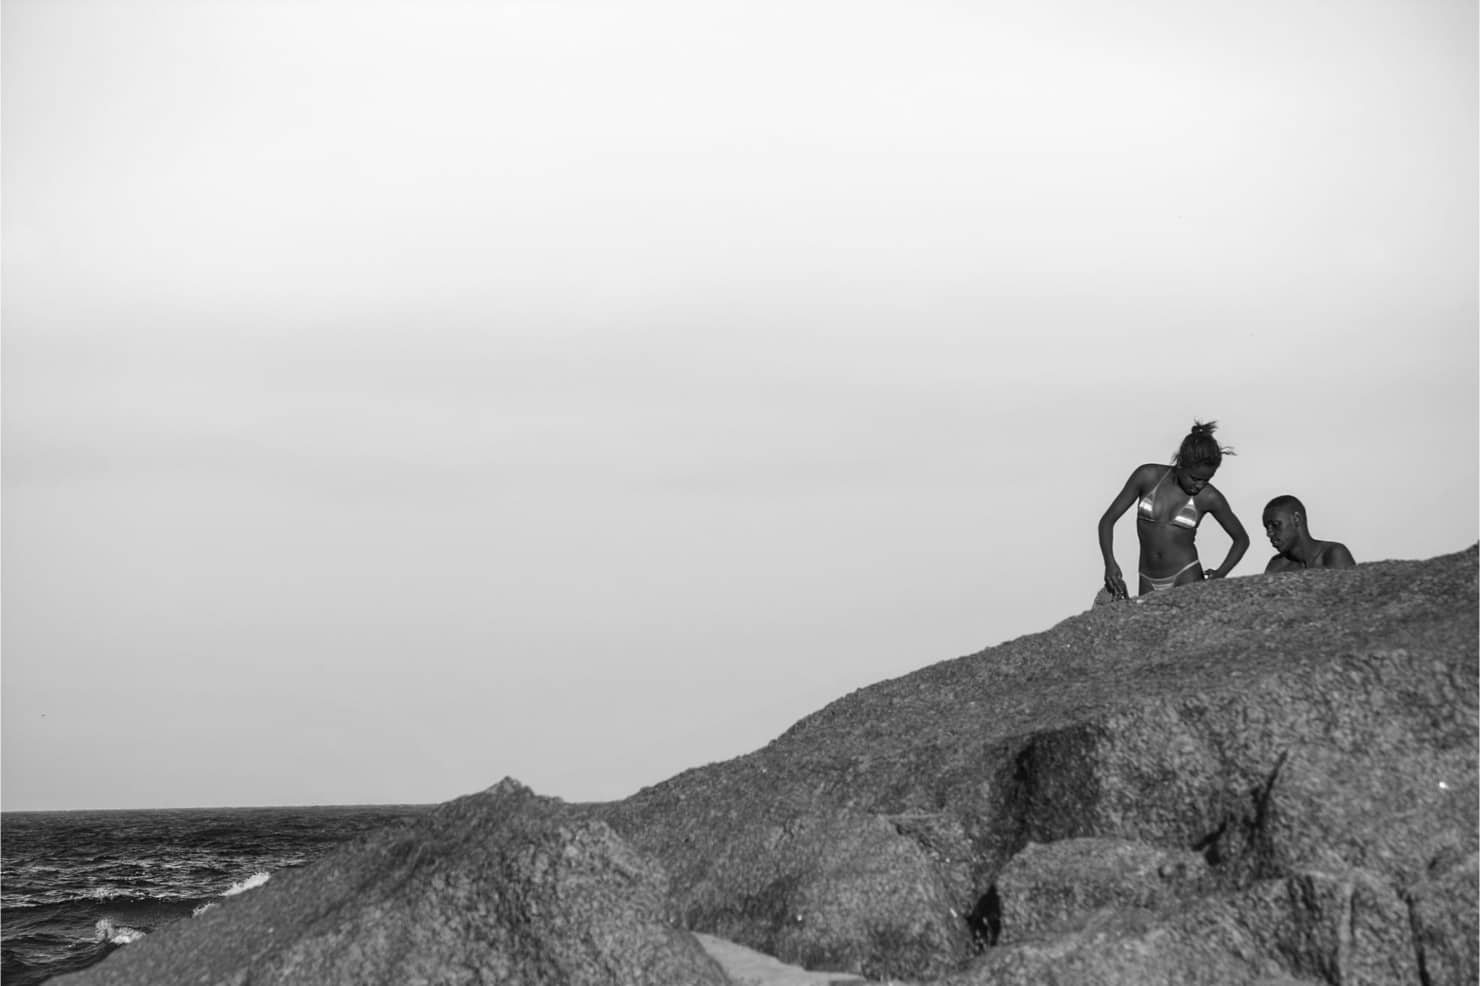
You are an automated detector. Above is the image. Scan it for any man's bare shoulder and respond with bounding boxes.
[1316,541,1356,569]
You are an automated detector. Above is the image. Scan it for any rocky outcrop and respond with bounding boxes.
[596,546,1478,983]
[57,547,1478,986]
[57,779,729,986]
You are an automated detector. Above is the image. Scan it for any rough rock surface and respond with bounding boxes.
[55,548,1477,986]
[57,779,729,986]
[1405,850,1479,986]
[596,546,1478,983]
[941,864,1420,986]
[991,837,1209,944]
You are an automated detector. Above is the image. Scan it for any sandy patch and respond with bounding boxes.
[693,933,873,986]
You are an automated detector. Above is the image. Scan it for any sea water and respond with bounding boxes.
[1,804,433,985]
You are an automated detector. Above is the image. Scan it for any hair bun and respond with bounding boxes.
[1174,420,1232,467]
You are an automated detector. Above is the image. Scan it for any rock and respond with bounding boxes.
[597,779,976,979]
[990,838,1208,944]
[607,798,971,980]
[1405,851,1479,986]
[946,865,1417,986]
[57,779,729,986]
[1229,868,1421,986]
[56,547,1478,986]
[941,906,1291,986]
[596,547,1478,982]
[1001,649,1478,888]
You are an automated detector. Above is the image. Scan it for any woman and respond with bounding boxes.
[1098,421,1250,599]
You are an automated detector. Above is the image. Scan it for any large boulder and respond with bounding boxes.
[990,837,1209,945]
[58,779,729,986]
[944,864,1417,986]
[596,547,1479,982]
[634,801,973,979]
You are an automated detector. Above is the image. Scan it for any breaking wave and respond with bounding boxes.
[222,872,270,896]
[93,918,146,945]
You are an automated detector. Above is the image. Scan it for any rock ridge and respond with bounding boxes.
[59,778,728,986]
[59,546,1478,986]
[595,545,1478,983]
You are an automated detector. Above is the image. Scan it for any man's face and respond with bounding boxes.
[1262,507,1302,552]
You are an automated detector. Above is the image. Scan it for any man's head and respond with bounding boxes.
[1262,495,1307,552]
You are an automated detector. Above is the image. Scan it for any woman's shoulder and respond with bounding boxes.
[1131,462,1169,483]
[1196,482,1231,507]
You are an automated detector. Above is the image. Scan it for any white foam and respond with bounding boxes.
[93,918,146,945]
[223,871,271,896]
[192,901,218,918]
[84,886,134,901]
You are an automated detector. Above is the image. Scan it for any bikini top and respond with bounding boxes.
[1137,467,1201,530]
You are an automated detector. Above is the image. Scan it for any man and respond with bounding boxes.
[1262,495,1355,572]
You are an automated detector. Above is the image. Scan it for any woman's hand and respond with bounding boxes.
[1204,568,1225,580]
[1104,563,1129,601]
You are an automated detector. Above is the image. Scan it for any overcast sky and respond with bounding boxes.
[4,0,1475,810]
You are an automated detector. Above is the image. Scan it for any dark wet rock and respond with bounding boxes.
[58,779,729,986]
[597,546,1478,982]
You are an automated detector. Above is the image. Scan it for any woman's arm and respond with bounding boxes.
[1098,467,1148,599]
[1203,489,1250,578]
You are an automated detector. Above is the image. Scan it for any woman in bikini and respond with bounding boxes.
[1097,421,1250,600]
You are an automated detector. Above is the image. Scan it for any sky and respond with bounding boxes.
[3,0,1475,810]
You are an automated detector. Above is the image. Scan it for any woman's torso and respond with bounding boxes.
[1134,465,1207,574]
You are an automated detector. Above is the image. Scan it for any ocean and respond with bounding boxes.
[1,804,435,985]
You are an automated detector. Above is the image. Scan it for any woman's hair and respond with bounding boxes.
[1173,420,1235,469]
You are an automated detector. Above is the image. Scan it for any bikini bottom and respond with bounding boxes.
[1140,559,1202,592]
